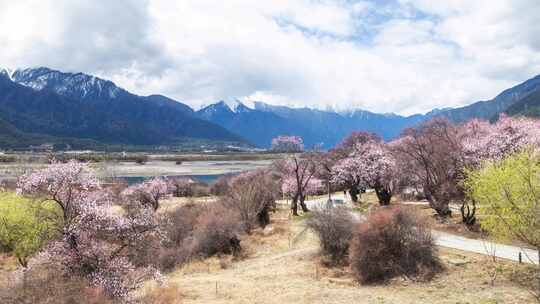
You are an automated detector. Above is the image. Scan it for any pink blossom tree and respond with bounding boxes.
[271,135,304,152]
[168,177,194,197]
[460,115,540,166]
[332,141,399,205]
[122,177,169,211]
[331,132,381,202]
[356,142,400,205]
[16,161,164,298]
[331,155,365,203]
[391,118,463,217]
[275,154,322,215]
[332,131,380,159]
[457,115,540,225]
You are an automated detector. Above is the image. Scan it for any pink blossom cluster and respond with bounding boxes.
[332,140,397,193]
[281,175,323,196]
[16,161,165,298]
[460,115,540,166]
[331,153,365,189]
[122,177,169,211]
[278,155,322,197]
[271,135,305,152]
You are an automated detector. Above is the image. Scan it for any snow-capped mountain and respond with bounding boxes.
[11,67,123,101]
[222,98,249,112]
[196,71,540,148]
[0,68,15,81]
[0,67,246,148]
[2,66,539,150]
[197,100,427,148]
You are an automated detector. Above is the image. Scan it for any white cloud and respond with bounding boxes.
[1,0,539,115]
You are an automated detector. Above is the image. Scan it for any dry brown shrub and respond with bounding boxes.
[209,175,232,196]
[191,202,242,257]
[222,170,278,232]
[306,206,354,265]
[349,207,442,284]
[0,264,113,304]
[139,284,183,304]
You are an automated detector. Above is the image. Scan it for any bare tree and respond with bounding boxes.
[223,169,279,232]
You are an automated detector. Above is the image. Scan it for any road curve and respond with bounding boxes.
[299,194,538,265]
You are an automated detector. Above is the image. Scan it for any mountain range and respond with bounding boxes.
[0,67,539,150]
[195,73,540,148]
[0,68,244,150]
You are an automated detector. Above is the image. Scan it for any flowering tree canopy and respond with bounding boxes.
[391,118,463,217]
[332,141,399,205]
[331,154,365,202]
[122,177,169,211]
[16,161,164,298]
[168,177,195,197]
[355,142,399,205]
[271,135,304,152]
[281,175,323,197]
[460,115,540,167]
[332,131,381,159]
[274,154,321,215]
[331,132,381,202]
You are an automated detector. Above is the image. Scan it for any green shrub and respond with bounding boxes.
[465,149,540,297]
[464,149,540,248]
[0,191,60,267]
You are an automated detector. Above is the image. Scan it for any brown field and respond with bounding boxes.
[153,206,536,304]
[2,193,536,303]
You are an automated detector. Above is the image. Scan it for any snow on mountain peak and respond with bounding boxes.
[0,68,15,81]
[222,98,241,112]
[221,98,253,113]
[10,67,123,100]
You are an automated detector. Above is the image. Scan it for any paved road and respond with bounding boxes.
[297,193,539,265]
[433,230,538,264]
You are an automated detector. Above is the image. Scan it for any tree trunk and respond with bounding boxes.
[291,194,299,216]
[460,200,476,226]
[299,194,309,213]
[425,188,452,218]
[375,186,392,206]
[257,207,270,228]
[349,186,360,203]
[432,201,452,217]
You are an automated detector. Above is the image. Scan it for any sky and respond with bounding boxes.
[1,0,540,115]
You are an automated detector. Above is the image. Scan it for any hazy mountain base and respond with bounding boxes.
[0,116,249,152]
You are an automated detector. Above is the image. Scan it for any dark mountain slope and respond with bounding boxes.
[437,74,540,122]
[197,101,313,147]
[1,68,245,146]
[504,88,540,117]
[0,71,245,147]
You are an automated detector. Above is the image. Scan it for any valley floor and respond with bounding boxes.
[155,207,536,304]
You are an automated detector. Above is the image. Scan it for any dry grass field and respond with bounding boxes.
[149,206,536,304]
[2,193,536,303]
